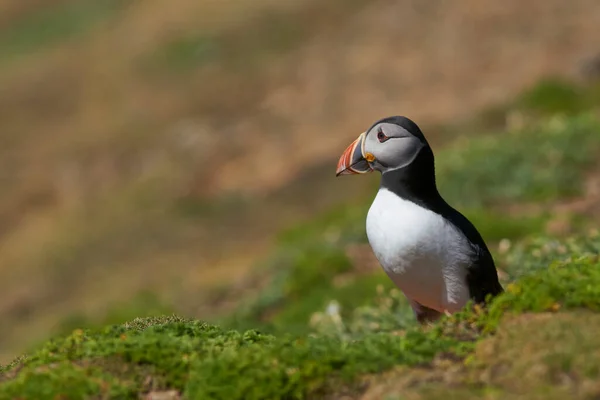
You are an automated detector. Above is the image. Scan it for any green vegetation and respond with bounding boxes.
[363,311,600,400]
[469,78,600,131]
[1,231,599,399]
[149,35,219,72]
[457,209,547,242]
[437,113,600,207]
[497,231,600,279]
[515,78,600,115]
[221,240,389,336]
[0,0,128,63]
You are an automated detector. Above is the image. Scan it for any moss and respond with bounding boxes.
[184,329,458,400]
[2,233,600,399]
[370,312,600,400]
[440,241,600,337]
[0,362,136,400]
[483,255,600,330]
[474,312,600,393]
[0,315,459,399]
[0,317,276,399]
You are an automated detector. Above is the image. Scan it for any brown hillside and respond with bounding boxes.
[0,0,599,362]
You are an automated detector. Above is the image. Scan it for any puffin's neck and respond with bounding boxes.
[379,147,446,211]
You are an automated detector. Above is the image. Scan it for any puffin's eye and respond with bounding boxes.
[377,131,388,142]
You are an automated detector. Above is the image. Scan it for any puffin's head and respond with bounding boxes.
[336,116,430,176]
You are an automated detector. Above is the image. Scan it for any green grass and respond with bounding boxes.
[0,0,129,63]
[497,230,600,279]
[467,78,600,131]
[437,113,600,208]
[367,311,600,400]
[2,231,600,399]
[147,35,219,72]
[463,251,600,333]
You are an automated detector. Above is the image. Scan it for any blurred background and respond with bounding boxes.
[1,0,600,364]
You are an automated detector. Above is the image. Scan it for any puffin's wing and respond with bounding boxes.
[465,244,504,304]
[441,206,504,304]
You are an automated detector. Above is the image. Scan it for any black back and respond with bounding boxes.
[377,116,504,303]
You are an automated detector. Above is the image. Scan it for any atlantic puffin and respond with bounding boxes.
[335,116,504,324]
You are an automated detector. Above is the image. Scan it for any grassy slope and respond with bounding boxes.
[2,95,600,398]
[361,311,600,400]
[0,233,599,399]
[2,0,600,364]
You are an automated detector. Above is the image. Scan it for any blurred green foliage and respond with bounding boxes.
[438,113,600,208]
[143,0,371,73]
[0,0,128,62]
[221,241,381,335]
[459,209,547,242]
[515,78,600,115]
[497,230,600,279]
[480,254,600,332]
[471,78,600,130]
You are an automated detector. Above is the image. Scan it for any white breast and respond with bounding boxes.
[366,188,474,313]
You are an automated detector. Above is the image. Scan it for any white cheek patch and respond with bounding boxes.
[364,125,424,173]
[379,138,424,173]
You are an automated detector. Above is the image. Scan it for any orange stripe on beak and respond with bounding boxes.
[336,132,373,176]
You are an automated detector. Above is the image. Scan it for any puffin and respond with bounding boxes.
[335,116,504,324]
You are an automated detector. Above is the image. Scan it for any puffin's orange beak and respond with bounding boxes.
[336,132,374,176]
